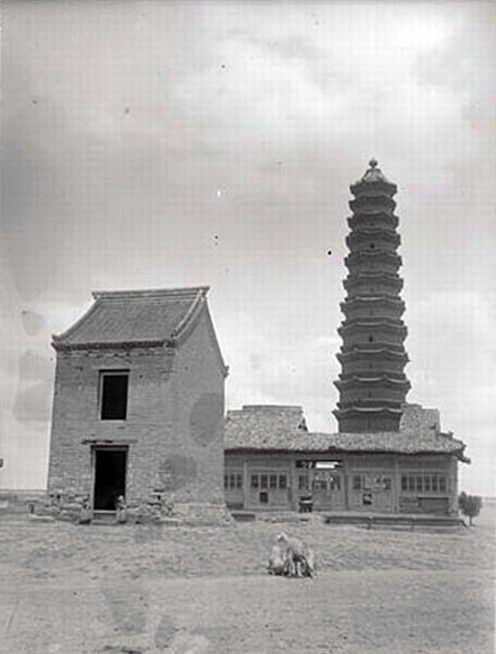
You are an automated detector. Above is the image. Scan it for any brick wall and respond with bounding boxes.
[400,403,441,432]
[166,308,226,505]
[47,306,225,510]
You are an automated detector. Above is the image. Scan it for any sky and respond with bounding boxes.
[1,1,495,495]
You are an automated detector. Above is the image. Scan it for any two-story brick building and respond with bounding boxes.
[47,286,228,522]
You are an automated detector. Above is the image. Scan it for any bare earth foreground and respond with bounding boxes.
[1,504,494,654]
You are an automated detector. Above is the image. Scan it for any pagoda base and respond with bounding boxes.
[337,414,401,433]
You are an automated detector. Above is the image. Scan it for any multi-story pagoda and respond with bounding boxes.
[224,158,469,516]
[334,159,410,432]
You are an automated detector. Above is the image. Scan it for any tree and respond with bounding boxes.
[458,492,483,526]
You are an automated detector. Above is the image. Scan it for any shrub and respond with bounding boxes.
[458,492,483,526]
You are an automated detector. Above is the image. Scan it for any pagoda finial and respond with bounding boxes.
[351,158,396,192]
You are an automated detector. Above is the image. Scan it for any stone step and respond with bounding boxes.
[92,511,118,525]
[230,511,256,522]
[324,512,465,530]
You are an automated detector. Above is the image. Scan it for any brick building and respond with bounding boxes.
[48,287,228,521]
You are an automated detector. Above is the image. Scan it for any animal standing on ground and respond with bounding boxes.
[276,532,316,578]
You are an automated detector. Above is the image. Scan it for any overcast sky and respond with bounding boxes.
[1,1,495,494]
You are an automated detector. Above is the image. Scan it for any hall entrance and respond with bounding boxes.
[311,469,345,511]
[93,448,127,511]
[296,460,345,511]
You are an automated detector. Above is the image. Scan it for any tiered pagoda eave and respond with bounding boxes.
[334,159,410,433]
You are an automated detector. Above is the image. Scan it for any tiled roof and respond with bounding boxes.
[224,404,469,460]
[224,406,308,449]
[53,287,209,349]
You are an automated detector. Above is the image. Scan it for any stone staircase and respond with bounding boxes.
[324,511,466,530]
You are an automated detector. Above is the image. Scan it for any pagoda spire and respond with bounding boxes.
[333,160,410,433]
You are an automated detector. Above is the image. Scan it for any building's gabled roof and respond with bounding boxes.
[52,287,213,351]
[224,403,469,462]
[224,405,308,449]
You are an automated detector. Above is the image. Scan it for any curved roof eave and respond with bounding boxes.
[52,298,102,347]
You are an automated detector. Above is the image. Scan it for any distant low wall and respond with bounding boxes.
[0,489,46,513]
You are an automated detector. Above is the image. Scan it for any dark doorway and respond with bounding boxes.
[93,449,127,510]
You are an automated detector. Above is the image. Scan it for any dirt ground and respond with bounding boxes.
[0,504,494,654]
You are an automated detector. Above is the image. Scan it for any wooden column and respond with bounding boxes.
[393,455,400,512]
[342,456,349,510]
[448,456,458,515]
[289,456,298,511]
[242,459,249,510]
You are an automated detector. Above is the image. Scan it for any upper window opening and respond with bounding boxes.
[100,371,129,420]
